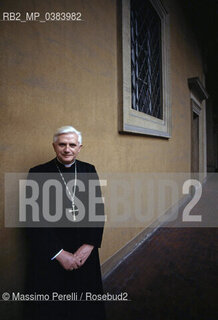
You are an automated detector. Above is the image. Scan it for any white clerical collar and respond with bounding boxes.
[56,158,75,168]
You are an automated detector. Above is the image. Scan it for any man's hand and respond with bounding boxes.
[55,250,81,271]
[73,244,94,267]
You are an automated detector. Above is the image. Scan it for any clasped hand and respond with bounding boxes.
[56,244,94,271]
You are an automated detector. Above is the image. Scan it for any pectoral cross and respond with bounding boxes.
[69,203,79,221]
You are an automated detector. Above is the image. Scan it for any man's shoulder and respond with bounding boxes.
[29,159,56,173]
[76,159,96,172]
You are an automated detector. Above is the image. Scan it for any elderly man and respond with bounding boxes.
[26,126,105,320]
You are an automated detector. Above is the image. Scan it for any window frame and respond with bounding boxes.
[120,0,171,138]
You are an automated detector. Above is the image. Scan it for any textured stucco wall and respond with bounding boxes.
[0,0,205,312]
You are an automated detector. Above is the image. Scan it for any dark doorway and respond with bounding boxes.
[191,111,199,172]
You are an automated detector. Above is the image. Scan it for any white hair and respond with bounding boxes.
[53,126,82,145]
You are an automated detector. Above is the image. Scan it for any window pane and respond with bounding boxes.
[131,0,163,119]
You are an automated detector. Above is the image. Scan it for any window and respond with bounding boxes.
[120,0,171,137]
[131,0,162,118]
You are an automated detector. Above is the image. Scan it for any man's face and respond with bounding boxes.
[52,133,82,164]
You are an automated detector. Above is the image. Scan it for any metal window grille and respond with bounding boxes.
[131,0,163,119]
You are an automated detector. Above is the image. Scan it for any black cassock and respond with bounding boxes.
[25,158,105,320]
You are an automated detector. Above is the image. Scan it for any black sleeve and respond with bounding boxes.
[85,165,105,248]
[26,168,63,260]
